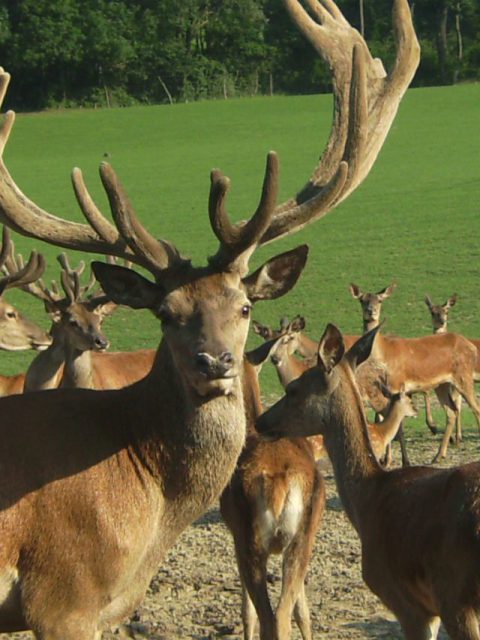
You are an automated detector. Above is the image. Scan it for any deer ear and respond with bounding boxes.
[245,335,281,367]
[290,315,306,332]
[447,293,457,308]
[252,320,271,340]
[377,282,396,300]
[317,324,345,373]
[91,262,162,310]
[349,283,362,299]
[243,245,308,303]
[424,295,433,310]
[345,324,380,372]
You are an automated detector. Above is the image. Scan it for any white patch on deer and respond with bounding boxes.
[256,481,304,553]
[0,567,19,607]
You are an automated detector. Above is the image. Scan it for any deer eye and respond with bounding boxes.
[68,319,79,328]
[241,305,251,319]
[6,311,16,319]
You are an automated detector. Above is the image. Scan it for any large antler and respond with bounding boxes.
[0,0,419,271]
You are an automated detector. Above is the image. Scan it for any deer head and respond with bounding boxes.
[349,282,397,332]
[424,293,457,334]
[0,226,51,350]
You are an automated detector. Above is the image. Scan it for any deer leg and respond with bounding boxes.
[396,612,441,640]
[423,392,438,435]
[452,388,463,443]
[234,544,275,640]
[394,421,411,467]
[241,580,258,640]
[441,607,480,640]
[275,540,309,640]
[431,403,457,463]
[292,582,312,640]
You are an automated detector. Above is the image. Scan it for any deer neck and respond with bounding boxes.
[323,365,383,531]
[363,318,379,333]
[375,401,405,447]
[24,325,66,391]
[132,338,247,530]
[433,325,447,335]
[241,359,263,437]
[62,345,95,389]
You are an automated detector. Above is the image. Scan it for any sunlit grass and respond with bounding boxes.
[1,83,479,435]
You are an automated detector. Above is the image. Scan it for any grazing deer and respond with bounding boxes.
[220,355,325,640]
[257,325,480,640]
[0,0,420,636]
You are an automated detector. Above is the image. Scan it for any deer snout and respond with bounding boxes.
[195,351,236,378]
[94,335,109,351]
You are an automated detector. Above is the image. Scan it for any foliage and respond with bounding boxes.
[0,0,478,109]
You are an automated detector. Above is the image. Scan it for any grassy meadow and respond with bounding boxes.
[1,82,479,425]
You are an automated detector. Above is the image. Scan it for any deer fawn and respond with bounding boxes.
[257,324,480,640]
[220,355,325,640]
[0,0,420,636]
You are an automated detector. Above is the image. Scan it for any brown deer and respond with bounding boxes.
[220,354,325,640]
[0,226,50,355]
[252,316,388,417]
[350,283,480,463]
[257,325,480,640]
[3,248,156,392]
[0,0,420,636]
[349,282,396,333]
[425,293,480,383]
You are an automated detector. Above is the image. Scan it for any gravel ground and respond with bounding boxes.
[6,424,480,640]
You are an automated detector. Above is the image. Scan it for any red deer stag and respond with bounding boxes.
[0,0,420,636]
[257,325,480,640]
[220,353,325,640]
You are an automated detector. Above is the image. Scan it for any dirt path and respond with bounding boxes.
[7,428,480,640]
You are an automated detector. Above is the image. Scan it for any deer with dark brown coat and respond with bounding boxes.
[0,0,420,636]
[257,324,480,640]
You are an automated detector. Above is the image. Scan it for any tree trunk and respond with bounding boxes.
[436,3,449,83]
[453,2,463,83]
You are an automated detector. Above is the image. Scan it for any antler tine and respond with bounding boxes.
[57,252,85,279]
[208,152,278,272]
[60,268,78,304]
[99,163,189,277]
[257,0,419,246]
[0,225,12,268]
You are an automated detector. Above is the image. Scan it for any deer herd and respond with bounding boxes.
[0,1,478,639]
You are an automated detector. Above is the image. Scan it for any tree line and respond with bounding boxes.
[0,0,478,111]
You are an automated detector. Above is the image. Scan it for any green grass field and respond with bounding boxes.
[1,83,479,428]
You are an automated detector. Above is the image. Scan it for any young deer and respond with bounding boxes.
[220,354,325,640]
[351,283,480,463]
[0,1,420,636]
[257,325,480,640]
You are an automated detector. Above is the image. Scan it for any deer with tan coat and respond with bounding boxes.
[220,354,325,640]
[257,324,480,639]
[350,282,480,463]
[0,0,420,636]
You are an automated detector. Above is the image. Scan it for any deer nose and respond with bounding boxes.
[195,351,235,377]
[94,336,109,350]
[271,354,280,365]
